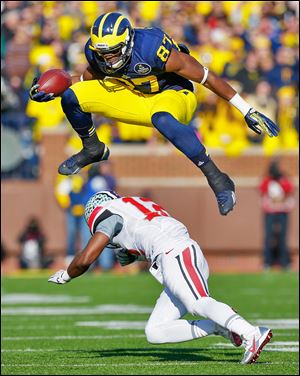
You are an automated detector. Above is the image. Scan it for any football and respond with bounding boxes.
[37,69,72,97]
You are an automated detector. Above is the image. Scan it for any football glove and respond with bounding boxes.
[29,77,55,102]
[48,269,71,284]
[245,108,279,137]
[116,250,138,267]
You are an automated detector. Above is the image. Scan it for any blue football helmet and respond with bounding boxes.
[89,12,134,74]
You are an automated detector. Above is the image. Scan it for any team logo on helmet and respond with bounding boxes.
[134,63,151,75]
[84,190,120,233]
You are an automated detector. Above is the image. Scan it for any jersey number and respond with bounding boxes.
[156,34,173,62]
[122,197,169,221]
[116,75,159,93]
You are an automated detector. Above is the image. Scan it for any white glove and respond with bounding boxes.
[48,269,71,284]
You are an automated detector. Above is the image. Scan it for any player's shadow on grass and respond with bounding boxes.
[65,347,239,363]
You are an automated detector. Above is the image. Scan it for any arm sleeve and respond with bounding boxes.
[259,178,270,194]
[280,178,294,194]
[94,213,124,240]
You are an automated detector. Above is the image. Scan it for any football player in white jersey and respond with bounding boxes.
[49,190,272,364]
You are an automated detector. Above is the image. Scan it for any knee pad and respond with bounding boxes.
[60,88,93,136]
[151,112,178,143]
[61,88,79,112]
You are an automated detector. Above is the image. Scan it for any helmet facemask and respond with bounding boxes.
[91,29,134,74]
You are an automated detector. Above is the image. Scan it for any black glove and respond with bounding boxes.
[245,108,279,137]
[29,77,55,102]
[116,249,137,267]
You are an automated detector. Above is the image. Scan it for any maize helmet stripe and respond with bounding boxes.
[89,12,134,73]
[91,12,112,38]
[98,12,112,37]
[112,15,127,36]
[91,14,103,37]
[102,13,125,37]
[100,30,128,47]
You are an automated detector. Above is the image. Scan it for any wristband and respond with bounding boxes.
[62,270,71,281]
[200,67,209,85]
[229,93,252,116]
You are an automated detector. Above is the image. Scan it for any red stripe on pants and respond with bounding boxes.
[182,247,208,297]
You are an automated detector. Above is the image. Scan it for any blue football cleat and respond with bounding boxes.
[58,145,110,175]
[200,160,236,216]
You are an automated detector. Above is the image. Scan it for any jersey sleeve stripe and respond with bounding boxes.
[92,209,114,235]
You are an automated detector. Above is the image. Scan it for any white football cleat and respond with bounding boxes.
[241,326,273,364]
[214,324,242,347]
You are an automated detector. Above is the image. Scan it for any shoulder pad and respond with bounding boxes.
[91,209,113,235]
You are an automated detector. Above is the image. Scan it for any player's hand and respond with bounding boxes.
[245,109,279,137]
[29,77,55,102]
[48,270,71,284]
[116,250,137,266]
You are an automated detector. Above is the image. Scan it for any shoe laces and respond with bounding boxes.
[242,328,259,349]
[64,155,78,168]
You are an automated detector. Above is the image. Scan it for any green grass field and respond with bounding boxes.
[1,270,299,375]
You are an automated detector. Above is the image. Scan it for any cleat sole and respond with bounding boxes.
[248,330,273,364]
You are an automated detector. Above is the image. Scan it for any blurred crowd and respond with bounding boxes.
[1,1,299,179]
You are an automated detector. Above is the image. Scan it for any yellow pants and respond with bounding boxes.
[70,79,197,127]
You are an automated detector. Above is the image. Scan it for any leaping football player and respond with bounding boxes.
[29,12,279,216]
[48,190,273,364]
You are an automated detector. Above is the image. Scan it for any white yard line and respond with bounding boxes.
[2,334,145,340]
[1,304,152,315]
[1,294,90,304]
[1,361,299,367]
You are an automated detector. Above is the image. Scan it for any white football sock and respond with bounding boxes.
[191,297,255,337]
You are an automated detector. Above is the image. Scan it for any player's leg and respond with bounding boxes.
[263,213,274,269]
[276,213,290,269]
[160,241,272,363]
[59,80,151,175]
[150,90,235,216]
[145,286,218,344]
[60,84,109,175]
[145,243,241,346]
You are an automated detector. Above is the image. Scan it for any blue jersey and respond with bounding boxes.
[85,27,194,94]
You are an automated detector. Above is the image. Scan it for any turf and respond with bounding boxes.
[1,270,299,375]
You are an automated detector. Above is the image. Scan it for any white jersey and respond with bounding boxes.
[91,197,190,262]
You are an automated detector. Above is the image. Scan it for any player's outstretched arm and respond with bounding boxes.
[166,49,279,137]
[48,232,110,284]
